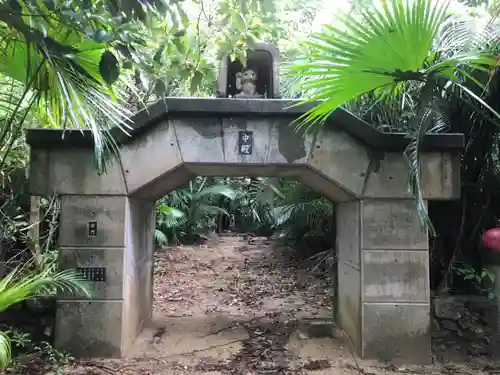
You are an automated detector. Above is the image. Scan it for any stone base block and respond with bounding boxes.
[55,300,126,358]
[362,303,431,364]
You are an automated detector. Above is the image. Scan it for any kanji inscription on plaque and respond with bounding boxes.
[88,221,97,237]
[238,131,253,155]
[77,267,106,282]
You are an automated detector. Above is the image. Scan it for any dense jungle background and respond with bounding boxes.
[1,0,500,371]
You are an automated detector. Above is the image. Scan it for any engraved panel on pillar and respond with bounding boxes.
[59,248,124,299]
[59,196,127,247]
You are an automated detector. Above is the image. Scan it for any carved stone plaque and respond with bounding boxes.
[88,221,97,237]
[77,267,106,282]
[238,131,253,155]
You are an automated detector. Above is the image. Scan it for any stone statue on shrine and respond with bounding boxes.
[215,43,280,99]
[234,69,263,98]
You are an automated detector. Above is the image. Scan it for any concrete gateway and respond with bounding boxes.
[26,97,463,364]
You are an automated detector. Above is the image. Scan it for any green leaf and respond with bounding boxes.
[7,0,22,13]
[44,0,56,11]
[158,204,185,218]
[94,30,114,43]
[174,29,186,38]
[172,38,185,54]
[0,260,92,368]
[190,71,203,95]
[153,47,164,64]
[155,229,168,246]
[285,0,451,127]
[99,50,120,85]
[485,269,496,282]
[454,80,500,123]
[0,331,11,369]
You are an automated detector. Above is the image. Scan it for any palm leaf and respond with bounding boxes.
[0,260,91,369]
[0,262,91,312]
[284,0,450,127]
[155,228,168,246]
[157,204,185,218]
[0,330,10,370]
[286,0,500,234]
[435,1,500,56]
[0,3,133,171]
[195,184,237,200]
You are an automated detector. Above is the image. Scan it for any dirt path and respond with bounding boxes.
[62,235,498,375]
[127,234,341,374]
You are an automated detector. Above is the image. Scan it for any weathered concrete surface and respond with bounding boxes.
[30,118,460,202]
[361,152,460,200]
[29,149,127,196]
[56,196,155,358]
[58,248,124,299]
[26,99,463,364]
[336,200,431,364]
[55,300,124,357]
[122,198,156,347]
[59,196,127,248]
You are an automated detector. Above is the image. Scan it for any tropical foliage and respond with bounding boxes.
[155,177,336,263]
[156,0,500,297]
[156,177,238,245]
[286,0,500,232]
[0,259,90,369]
[284,0,500,294]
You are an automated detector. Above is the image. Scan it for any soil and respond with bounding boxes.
[48,236,500,374]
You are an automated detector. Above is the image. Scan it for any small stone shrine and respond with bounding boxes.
[216,43,280,99]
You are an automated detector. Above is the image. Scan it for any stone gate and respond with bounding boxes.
[26,98,463,364]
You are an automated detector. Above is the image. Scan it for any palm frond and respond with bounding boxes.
[286,0,500,234]
[285,0,451,128]
[0,261,91,312]
[0,258,91,369]
[435,1,500,56]
[0,330,11,370]
[276,181,334,247]
[155,229,168,246]
[0,3,133,171]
